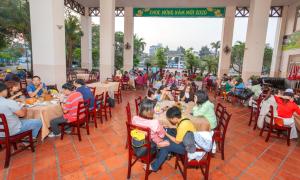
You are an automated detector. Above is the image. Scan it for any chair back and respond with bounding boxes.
[104,92,110,106]
[126,122,151,157]
[215,103,225,123]
[0,114,10,139]
[126,102,132,123]
[216,108,232,140]
[19,79,27,89]
[89,87,96,96]
[94,92,104,111]
[77,100,90,123]
[265,105,274,126]
[135,96,142,115]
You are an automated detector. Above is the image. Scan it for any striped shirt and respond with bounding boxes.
[63,92,84,122]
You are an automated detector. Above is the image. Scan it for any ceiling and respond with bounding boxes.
[75,0,299,8]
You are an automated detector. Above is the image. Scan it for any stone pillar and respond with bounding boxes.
[217,6,236,77]
[29,0,66,88]
[99,0,115,81]
[123,7,134,72]
[269,6,288,77]
[242,0,271,81]
[81,7,92,71]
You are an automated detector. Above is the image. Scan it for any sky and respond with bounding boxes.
[92,17,278,53]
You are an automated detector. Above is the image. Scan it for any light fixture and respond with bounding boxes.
[125,42,131,50]
[57,25,63,29]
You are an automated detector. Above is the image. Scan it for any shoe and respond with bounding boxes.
[48,132,61,138]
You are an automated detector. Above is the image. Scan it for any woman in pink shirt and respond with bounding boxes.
[132,99,169,147]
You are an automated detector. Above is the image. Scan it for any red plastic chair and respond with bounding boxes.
[89,87,96,96]
[0,114,35,168]
[126,122,155,180]
[175,134,216,180]
[60,100,90,141]
[114,82,122,104]
[259,106,292,146]
[214,108,232,160]
[248,98,262,130]
[135,96,142,115]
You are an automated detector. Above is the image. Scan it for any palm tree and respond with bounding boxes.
[231,41,245,74]
[133,35,146,67]
[210,41,220,57]
[65,13,83,69]
[184,48,199,74]
[154,47,167,75]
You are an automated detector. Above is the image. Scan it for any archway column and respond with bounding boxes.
[217,6,236,77]
[28,0,66,88]
[242,0,271,81]
[81,7,92,71]
[99,0,115,81]
[123,7,134,72]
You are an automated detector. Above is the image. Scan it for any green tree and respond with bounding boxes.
[263,44,273,74]
[73,47,81,66]
[231,41,245,74]
[153,47,167,75]
[115,31,124,70]
[65,13,83,69]
[199,46,211,57]
[202,55,218,74]
[210,41,220,57]
[133,35,146,67]
[91,25,100,68]
[184,48,199,74]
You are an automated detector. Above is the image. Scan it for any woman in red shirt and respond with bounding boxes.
[274,89,300,139]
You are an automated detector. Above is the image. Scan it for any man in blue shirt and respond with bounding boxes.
[73,79,95,109]
[27,76,47,97]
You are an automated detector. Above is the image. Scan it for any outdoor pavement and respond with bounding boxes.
[0,89,299,180]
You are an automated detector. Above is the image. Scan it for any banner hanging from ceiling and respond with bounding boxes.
[133,8,226,17]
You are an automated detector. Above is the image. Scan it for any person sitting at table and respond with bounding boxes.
[157,85,174,101]
[135,73,144,87]
[146,88,157,103]
[132,99,169,148]
[5,81,24,101]
[122,71,130,82]
[150,106,196,171]
[4,69,19,82]
[0,82,42,139]
[114,70,122,81]
[231,77,245,96]
[48,82,84,137]
[180,85,195,103]
[192,90,217,130]
[27,76,47,98]
[73,79,95,110]
[16,66,27,80]
[273,89,300,139]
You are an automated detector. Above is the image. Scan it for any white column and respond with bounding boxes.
[99,0,115,81]
[217,6,236,77]
[123,7,134,72]
[81,7,92,71]
[269,6,288,77]
[29,0,66,88]
[242,0,271,81]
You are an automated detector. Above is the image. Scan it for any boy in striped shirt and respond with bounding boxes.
[48,82,84,137]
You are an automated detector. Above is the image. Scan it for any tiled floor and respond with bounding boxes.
[1,90,300,180]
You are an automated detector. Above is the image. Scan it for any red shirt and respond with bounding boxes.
[63,92,84,122]
[274,96,300,118]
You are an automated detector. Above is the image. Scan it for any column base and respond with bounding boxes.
[100,64,114,82]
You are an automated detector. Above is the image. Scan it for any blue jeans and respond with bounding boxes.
[17,119,42,138]
[151,136,185,171]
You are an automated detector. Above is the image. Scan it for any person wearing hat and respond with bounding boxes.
[4,69,18,82]
[16,66,26,80]
[274,89,300,139]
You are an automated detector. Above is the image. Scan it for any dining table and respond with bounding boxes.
[88,81,120,99]
[154,100,208,130]
[24,99,63,140]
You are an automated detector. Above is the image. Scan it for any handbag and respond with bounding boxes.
[107,97,115,107]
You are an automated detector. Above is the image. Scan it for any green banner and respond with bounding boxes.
[133,8,225,17]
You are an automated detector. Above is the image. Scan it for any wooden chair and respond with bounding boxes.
[60,100,90,141]
[259,106,292,146]
[125,102,132,149]
[215,103,225,124]
[89,87,96,96]
[248,98,262,130]
[114,82,122,104]
[214,108,232,160]
[121,79,130,90]
[135,96,142,115]
[88,97,98,128]
[94,93,105,124]
[126,122,155,180]
[102,92,112,119]
[175,134,216,180]
[0,114,35,168]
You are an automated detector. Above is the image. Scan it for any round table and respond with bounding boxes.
[154,100,208,130]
